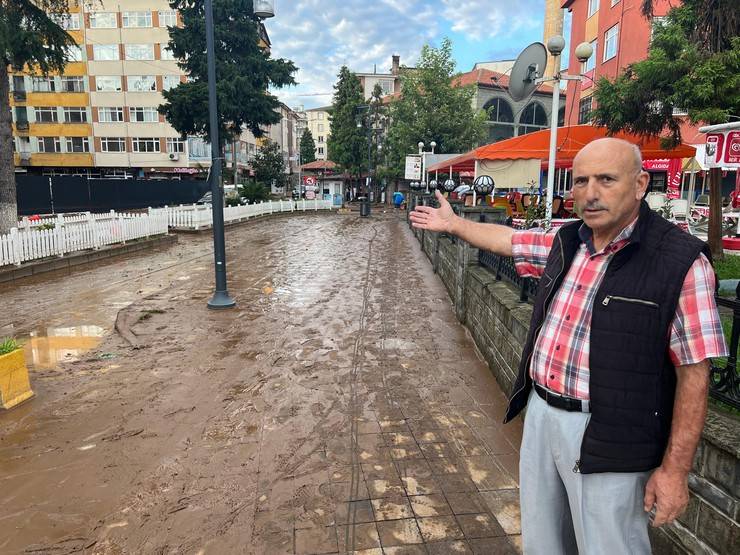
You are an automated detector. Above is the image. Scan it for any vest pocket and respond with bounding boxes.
[601,295,659,308]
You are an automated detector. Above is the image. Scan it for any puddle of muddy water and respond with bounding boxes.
[22,325,106,370]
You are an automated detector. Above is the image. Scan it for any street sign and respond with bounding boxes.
[405,155,422,180]
[303,176,317,186]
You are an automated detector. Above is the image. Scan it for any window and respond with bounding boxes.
[100,137,126,152]
[35,107,59,123]
[587,0,599,17]
[132,137,160,153]
[96,76,122,91]
[484,98,514,123]
[582,39,597,73]
[122,11,152,28]
[52,13,80,30]
[125,44,154,60]
[65,45,83,62]
[187,137,211,158]
[578,96,593,124]
[128,75,156,92]
[129,107,159,122]
[32,77,55,92]
[160,46,176,61]
[318,112,324,120]
[519,102,548,135]
[318,135,324,143]
[378,79,394,95]
[162,75,181,91]
[159,10,177,27]
[60,76,85,92]
[98,107,124,122]
[89,12,117,29]
[604,24,619,62]
[63,107,87,123]
[650,16,667,42]
[37,137,61,153]
[318,124,324,132]
[166,138,185,153]
[93,44,119,61]
[317,147,324,155]
[66,137,90,153]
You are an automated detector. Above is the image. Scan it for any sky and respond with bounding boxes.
[266,0,571,110]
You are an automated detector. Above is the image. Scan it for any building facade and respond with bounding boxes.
[356,55,402,100]
[306,106,331,161]
[9,0,271,180]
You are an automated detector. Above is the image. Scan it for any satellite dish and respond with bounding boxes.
[509,42,547,102]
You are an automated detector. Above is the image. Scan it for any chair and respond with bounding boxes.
[552,196,563,218]
[522,193,531,208]
[513,198,525,217]
[646,192,667,211]
[695,194,709,206]
[492,196,513,216]
[670,199,688,220]
[562,198,576,217]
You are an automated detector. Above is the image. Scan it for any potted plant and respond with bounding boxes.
[0,338,34,409]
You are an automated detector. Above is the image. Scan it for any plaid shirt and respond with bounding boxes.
[511,220,728,400]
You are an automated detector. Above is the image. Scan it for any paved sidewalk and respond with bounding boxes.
[0,212,522,554]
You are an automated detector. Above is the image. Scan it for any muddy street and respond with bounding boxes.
[0,212,523,554]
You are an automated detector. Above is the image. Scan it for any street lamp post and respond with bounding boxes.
[418,141,436,194]
[205,0,235,309]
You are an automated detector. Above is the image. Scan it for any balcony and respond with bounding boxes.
[15,121,29,133]
[12,90,27,102]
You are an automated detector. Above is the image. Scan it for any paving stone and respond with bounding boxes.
[395,460,433,478]
[376,518,424,547]
[295,526,339,555]
[428,458,464,475]
[382,546,428,555]
[335,500,375,525]
[436,474,479,494]
[426,540,474,554]
[371,497,414,521]
[479,489,521,535]
[383,432,417,446]
[366,478,407,499]
[335,522,381,552]
[409,494,453,517]
[414,430,446,444]
[445,492,490,515]
[468,536,520,555]
[401,473,441,495]
[456,513,505,538]
[417,515,465,542]
[460,456,518,491]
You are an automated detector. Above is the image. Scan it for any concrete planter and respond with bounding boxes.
[0,348,34,409]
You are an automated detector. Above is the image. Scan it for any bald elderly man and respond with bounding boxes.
[410,138,727,554]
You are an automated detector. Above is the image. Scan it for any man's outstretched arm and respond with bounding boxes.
[409,190,515,256]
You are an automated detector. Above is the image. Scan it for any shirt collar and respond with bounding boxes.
[578,216,639,256]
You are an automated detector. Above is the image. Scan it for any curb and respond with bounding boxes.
[0,234,178,285]
[169,208,340,233]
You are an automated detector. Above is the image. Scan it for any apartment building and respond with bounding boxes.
[356,55,403,100]
[306,107,330,161]
[9,0,269,179]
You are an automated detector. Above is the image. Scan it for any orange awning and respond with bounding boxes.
[426,125,696,174]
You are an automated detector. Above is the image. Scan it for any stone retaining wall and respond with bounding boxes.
[408,205,739,555]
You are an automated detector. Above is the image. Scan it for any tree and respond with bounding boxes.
[159,0,297,147]
[327,66,367,186]
[591,0,740,257]
[385,38,487,178]
[299,129,317,165]
[0,0,75,233]
[252,139,286,191]
[238,182,270,204]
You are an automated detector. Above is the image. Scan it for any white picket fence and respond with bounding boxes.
[161,199,336,230]
[1,211,169,268]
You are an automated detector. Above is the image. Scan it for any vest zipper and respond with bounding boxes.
[572,459,581,473]
[508,236,566,407]
[602,295,659,308]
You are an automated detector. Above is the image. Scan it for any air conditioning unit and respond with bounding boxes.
[168,153,179,161]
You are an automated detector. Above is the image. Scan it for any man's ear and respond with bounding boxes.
[635,171,650,200]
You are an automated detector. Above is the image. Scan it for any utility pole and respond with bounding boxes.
[205,0,235,309]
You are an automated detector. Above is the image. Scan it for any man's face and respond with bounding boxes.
[571,141,648,237]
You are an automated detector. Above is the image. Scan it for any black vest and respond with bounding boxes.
[504,201,711,473]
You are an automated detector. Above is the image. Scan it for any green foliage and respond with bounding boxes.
[158,0,297,144]
[252,139,286,190]
[299,129,317,165]
[0,337,20,356]
[524,201,547,229]
[592,1,740,146]
[327,66,367,178]
[224,196,242,207]
[385,38,487,178]
[238,182,270,204]
[714,255,740,281]
[0,0,75,70]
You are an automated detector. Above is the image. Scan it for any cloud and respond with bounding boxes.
[266,0,546,109]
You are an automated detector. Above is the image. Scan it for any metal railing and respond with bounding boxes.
[478,250,539,302]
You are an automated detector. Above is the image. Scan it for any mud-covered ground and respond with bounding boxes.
[0,211,523,554]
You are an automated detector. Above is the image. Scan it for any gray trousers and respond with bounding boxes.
[519,391,652,555]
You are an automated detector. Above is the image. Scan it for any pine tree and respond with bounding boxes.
[0,0,75,233]
[327,66,366,184]
[299,129,317,165]
[159,0,297,147]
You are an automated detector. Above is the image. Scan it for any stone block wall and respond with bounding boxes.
[410,212,739,554]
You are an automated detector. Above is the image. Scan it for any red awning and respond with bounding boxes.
[426,125,696,174]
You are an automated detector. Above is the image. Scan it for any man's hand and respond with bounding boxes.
[409,190,456,233]
[643,466,689,527]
